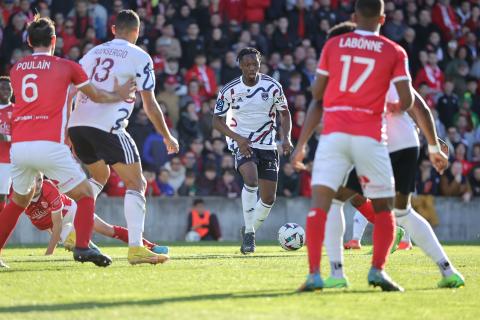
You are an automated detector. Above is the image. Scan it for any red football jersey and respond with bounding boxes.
[317,30,411,141]
[24,180,73,230]
[9,53,89,144]
[0,103,13,163]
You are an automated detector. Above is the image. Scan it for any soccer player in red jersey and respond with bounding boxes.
[0,77,13,214]
[292,0,415,291]
[23,175,167,256]
[0,16,134,267]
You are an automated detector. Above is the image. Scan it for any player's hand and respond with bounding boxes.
[236,136,253,158]
[114,76,136,101]
[429,150,448,175]
[164,135,179,154]
[290,145,306,171]
[438,138,449,155]
[282,138,294,157]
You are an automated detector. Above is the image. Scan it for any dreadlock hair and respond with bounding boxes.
[236,47,261,63]
[0,76,11,84]
[327,21,357,40]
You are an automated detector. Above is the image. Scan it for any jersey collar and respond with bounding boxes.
[111,38,129,45]
[32,52,51,56]
[354,29,380,36]
[0,103,11,109]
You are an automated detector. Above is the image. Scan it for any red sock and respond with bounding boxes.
[306,208,327,274]
[113,225,155,249]
[0,201,6,212]
[356,199,376,224]
[74,197,95,248]
[372,211,396,270]
[0,202,25,249]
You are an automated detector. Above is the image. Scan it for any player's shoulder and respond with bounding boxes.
[220,76,242,96]
[260,73,282,89]
[124,41,152,62]
[377,35,406,53]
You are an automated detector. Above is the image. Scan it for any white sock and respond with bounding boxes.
[352,210,368,242]
[253,200,273,231]
[325,200,346,278]
[395,207,456,276]
[242,185,258,233]
[89,178,104,199]
[124,190,146,246]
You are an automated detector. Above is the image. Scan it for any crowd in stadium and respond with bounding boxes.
[1,0,480,200]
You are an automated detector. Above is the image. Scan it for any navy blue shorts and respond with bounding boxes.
[234,148,279,182]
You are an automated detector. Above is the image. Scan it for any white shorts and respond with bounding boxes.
[10,141,86,195]
[312,133,395,199]
[0,163,12,194]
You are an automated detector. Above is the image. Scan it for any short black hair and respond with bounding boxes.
[115,10,140,32]
[327,21,357,39]
[355,0,384,18]
[0,76,11,84]
[27,15,55,48]
[237,47,261,63]
[193,198,204,206]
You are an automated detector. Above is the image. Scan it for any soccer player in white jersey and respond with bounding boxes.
[316,21,465,289]
[68,10,179,265]
[212,47,293,254]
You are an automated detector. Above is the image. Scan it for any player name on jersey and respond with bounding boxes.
[338,36,384,53]
[15,60,51,71]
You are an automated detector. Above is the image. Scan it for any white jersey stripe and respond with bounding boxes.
[118,134,132,164]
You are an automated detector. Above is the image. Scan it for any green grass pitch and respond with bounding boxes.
[0,243,478,320]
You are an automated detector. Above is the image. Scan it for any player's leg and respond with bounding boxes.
[350,210,369,247]
[237,150,259,254]
[390,148,464,287]
[0,144,37,252]
[353,136,402,292]
[85,160,109,198]
[112,160,168,264]
[0,163,12,212]
[253,150,279,231]
[299,133,352,292]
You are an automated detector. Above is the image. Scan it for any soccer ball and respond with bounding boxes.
[278,223,305,251]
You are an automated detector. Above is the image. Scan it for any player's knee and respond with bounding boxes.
[350,195,366,208]
[243,177,258,189]
[12,191,33,208]
[124,176,146,193]
[371,198,394,213]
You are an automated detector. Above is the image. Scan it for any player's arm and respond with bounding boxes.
[290,74,328,170]
[279,109,293,156]
[79,77,136,103]
[140,90,179,154]
[408,90,448,174]
[45,211,62,256]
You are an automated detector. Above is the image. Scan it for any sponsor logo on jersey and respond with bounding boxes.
[216,99,224,111]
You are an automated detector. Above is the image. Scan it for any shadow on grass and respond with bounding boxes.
[0,286,441,314]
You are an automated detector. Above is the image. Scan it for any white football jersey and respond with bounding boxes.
[385,84,419,153]
[214,74,287,151]
[68,39,155,133]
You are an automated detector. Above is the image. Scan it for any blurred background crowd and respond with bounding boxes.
[1,0,480,202]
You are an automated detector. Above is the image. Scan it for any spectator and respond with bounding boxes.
[199,101,213,140]
[185,53,218,99]
[221,51,241,84]
[107,0,123,39]
[186,199,222,241]
[177,102,200,148]
[68,0,93,39]
[61,19,81,55]
[178,170,197,197]
[156,77,180,127]
[164,156,186,192]
[88,0,107,40]
[144,171,161,196]
[440,161,472,201]
[196,164,220,196]
[292,110,305,143]
[272,16,296,54]
[157,168,175,197]
[206,27,229,60]
[1,13,27,62]
[414,51,445,97]
[412,159,440,227]
[454,143,474,176]
[432,0,460,41]
[472,143,480,165]
[436,81,459,129]
[299,160,313,197]
[181,23,204,69]
[277,163,299,198]
[180,80,204,112]
[216,169,241,198]
[383,9,407,42]
[468,166,480,197]
[277,53,296,87]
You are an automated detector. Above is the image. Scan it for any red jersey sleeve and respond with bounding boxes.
[316,40,332,77]
[391,45,411,84]
[42,181,64,213]
[68,60,89,89]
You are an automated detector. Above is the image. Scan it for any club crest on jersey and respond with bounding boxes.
[215,99,224,111]
[261,92,269,101]
[41,201,49,209]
